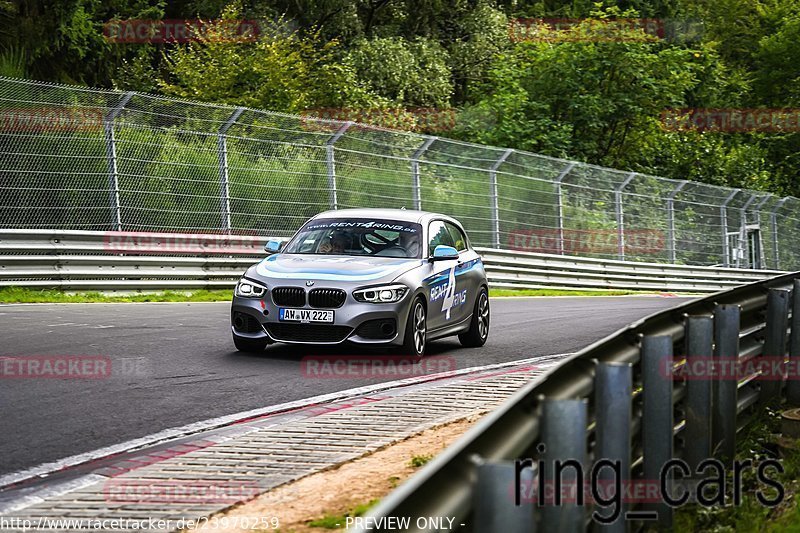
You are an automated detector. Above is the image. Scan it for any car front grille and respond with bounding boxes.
[309,288,346,308]
[265,323,352,343]
[272,287,305,307]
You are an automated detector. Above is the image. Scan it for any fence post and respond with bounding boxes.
[712,304,740,462]
[411,136,436,211]
[684,316,714,472]
[771,198,789,270]
[218,107,244,233]
[615,172,636,261]
[738,193,758,268]
[540,398,587,532]
[761,289,790,401]
[788,280,800,406]
[751,195,773,269]
[104,91,134,231]
[720,189,740,267]
[474,461,535,533]
[594,362,632,533]
[554,163,575,255]
[666,181,688,264]
[325,121,353,210]
[489,149,514,249]
[642,335,674,529]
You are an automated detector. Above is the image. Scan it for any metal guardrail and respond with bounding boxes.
[475,248,781,293]
[0,230,781,291]
[0,229,267,290]
[355,271,800,532]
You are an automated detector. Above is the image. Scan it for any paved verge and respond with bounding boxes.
[0,357,562,532]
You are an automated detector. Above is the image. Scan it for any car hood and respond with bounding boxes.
[251,253,424,284]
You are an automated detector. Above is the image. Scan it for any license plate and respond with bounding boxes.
[279,308,334,323]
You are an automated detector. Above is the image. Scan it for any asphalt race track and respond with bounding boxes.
[0,296,692,477]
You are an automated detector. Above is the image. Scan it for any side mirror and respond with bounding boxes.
[429,245,459,262]
[264,240,283,254]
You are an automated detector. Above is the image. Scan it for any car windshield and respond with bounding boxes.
[283,218,423,258]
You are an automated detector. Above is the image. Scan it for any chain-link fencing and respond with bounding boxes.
[1,76,798,269]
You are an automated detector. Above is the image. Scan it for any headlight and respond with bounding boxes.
[235,278,267,298]
[353,284,408,303]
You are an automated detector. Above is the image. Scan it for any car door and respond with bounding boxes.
[445,221,484,322]
[425,220,466,331]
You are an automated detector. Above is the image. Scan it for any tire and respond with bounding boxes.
[459,287,489,347]
[233,335,268,352]
[399,297,427,356]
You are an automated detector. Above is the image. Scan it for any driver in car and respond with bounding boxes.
[319,230,348,254]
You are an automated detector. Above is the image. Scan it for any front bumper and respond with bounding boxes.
[231,291,414,346]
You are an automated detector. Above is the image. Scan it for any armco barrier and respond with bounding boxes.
[354,272,800,532]
[0,229,781,291]
[475,247,782,293]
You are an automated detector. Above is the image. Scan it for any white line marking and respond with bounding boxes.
[0,353,570,491]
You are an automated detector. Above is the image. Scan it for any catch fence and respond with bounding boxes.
[1,77,798,269]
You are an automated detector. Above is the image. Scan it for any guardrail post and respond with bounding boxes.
[410,136,436,211]
[325,121,352,210]
[666,181,688,264]
[684,316,713,472]
[540,398,587,532]
[489,149,514,249]
[474,461,535,533]
[712,304,740,462]
[761,289,790,401]
[720,190,740,267]
[555,163,575,255]
[642,335,674,529]
[104,91,134,231]
[615,173,636,261]
[594,362,632,533]
[771,198,789,270]
[788,280,800,406]
[218,107,245,232]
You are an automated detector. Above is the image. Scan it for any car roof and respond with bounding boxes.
[312,208,460,226]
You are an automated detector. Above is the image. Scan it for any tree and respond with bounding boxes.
[344,36,452,107]
[458,11,700,166]
[158,8,376,111]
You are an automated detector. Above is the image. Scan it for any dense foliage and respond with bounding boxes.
[2,0,799,197]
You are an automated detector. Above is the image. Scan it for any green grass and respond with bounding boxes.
[0,287,234,303]
[409,454,434,468]
[306,499,379,529]
[488,288,647,297]
[0,286,658,303]
[675,404,800,531]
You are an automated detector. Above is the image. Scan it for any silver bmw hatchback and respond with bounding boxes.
[231,208,490,356]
